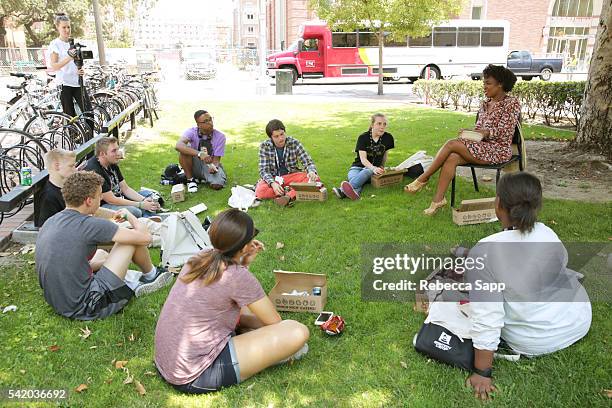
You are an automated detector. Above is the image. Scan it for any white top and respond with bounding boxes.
[48,38,79,87]
[468,223,592,355]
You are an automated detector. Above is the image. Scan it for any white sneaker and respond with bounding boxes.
[187,180,198,193]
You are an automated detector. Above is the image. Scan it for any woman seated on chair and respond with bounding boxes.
[154,209,309,394]
[405,64,521,215]
[418,172,591,400]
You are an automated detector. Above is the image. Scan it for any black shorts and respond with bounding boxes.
[78,266,133,320]
[170,338,240,394]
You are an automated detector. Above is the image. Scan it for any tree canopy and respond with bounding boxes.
[310,0,464,94]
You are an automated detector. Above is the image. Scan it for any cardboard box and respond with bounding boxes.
[171,184,185,203]
[269,270,327,313]
[452,197,497,225]
[371,169,406,188]
[290,182,327,202]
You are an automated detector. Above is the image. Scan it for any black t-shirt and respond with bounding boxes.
[351,131,395,168]
[276,147,289,176]
[34,181,65,227]
[198,134,213,156]
[84,157,124,205]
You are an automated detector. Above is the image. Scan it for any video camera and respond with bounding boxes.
[68,38,94,69]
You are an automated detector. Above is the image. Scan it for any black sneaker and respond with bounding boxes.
[332,187,346,199]
[135,266,173,297]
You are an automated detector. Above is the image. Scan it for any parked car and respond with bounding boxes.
[473,50,562,81]
[182,48,217,80]
[506,50,562,81]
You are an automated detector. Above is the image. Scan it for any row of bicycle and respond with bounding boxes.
[0,65,159,224]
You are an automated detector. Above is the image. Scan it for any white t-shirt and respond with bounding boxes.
[468,223,592,356]
[48,38,79,87]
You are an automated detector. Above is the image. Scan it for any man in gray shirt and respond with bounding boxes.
[36,171,173,320]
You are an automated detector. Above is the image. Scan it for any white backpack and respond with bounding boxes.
[160,211,212,268]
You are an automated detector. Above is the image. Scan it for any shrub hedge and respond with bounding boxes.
[412,80,585,128]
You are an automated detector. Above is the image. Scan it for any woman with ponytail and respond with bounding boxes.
[155,209,309,394]
[416,172,591,401]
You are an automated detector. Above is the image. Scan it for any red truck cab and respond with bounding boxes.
[266,22,329,83]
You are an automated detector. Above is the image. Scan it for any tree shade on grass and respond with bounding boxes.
[0,101,609,407]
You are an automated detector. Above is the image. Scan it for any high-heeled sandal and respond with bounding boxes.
[423,198,447,216]
[404,178,427,194]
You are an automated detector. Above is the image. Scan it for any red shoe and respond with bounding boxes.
[340,181,360,200]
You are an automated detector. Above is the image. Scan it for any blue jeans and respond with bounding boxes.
[347,166,374,193]
[102,190,157,218]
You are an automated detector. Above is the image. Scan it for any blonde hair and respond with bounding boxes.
[369,113,386,129]
[45,148,76,168]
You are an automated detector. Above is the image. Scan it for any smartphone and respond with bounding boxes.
[314,312,333,326]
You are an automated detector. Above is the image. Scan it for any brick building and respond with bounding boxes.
[266,0,317,51]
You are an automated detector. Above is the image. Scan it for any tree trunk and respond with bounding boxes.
[572,1,611,159]
[377,28,384,95]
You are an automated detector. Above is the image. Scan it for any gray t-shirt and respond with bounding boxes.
[36,209,118,318]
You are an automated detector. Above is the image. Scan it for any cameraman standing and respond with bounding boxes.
[48,13,92,122]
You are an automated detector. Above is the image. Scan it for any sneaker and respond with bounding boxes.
[332,187,346,199]
[277,343,309,365]
[187,179,198,193]
[274,195,292,207]
[135,267,173,297]
[340,181,360,200]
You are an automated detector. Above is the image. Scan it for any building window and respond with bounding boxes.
[246,13,254,20]
[471,6,482,19]
[552,0,593,17]
[248,26,254,33]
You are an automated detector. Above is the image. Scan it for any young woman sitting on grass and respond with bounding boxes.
[419,172,592,400]
[404,64,521,215]
[155,209,309,394]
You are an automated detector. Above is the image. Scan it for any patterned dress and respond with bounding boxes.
[459,95,521,164]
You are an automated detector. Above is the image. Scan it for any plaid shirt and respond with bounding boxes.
[258,136,317,185]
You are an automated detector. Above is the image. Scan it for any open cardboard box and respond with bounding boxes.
[268,270,327,313]
[290,182,327,202]
[452,197,497,225]
[171,184,185,203]
[371,168,406,188]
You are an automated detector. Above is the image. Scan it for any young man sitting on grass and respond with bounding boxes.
[175,109,227,193]
[255,119,321,207]
[36,171,173,321]
[85,136,161,218]
[34,148,77,228]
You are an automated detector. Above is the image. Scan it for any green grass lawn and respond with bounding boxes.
[0,101,610,407]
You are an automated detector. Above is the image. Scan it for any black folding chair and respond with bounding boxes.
[450,116,525,207]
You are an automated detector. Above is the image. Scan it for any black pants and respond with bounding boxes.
[60,84,94,136]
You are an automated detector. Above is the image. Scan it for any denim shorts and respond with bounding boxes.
[171,337,240,394]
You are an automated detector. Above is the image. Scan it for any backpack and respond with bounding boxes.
[160,211,212,267]
[161,164,187,185]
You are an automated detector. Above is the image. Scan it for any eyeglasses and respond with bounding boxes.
[252,228,259,239]
[196,118,213,124]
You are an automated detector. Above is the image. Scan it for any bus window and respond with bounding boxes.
[433,27,457,47]
[358,31,378,47]
[332,32,357,47]
[409,31,432,47]
[458,27,480,47]
[384,34,407,47]
[481,27,504,46]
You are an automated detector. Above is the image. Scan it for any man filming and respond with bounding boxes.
[48,13,93,125]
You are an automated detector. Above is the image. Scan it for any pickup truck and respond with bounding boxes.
[506,50,562,81]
